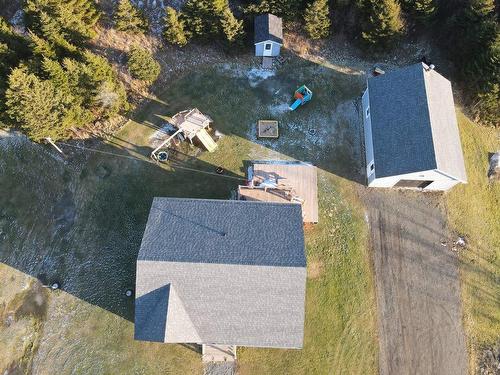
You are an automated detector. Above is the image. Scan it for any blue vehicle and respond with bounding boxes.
[289,85,313,110]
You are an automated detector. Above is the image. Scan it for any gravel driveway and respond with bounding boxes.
[365,190,467,375]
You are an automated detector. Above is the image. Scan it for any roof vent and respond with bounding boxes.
[429,64,435,70]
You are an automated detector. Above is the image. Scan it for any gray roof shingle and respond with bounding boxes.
[368,63,467,182]
[135,198,306,348]
[138,198,305,267]
[254,14,283,44]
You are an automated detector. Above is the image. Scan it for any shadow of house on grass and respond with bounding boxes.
[127,52,368,185]
[1,52,368,325]
[0,132,242,322]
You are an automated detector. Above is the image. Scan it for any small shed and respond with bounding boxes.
[238,161,318,223]
[254,14,283,57]
[134,198,307,350]
[362,63,467,191]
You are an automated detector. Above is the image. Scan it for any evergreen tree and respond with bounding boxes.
[440,0,499,125]
[403,0,436,23]
[24,0,100,45]
[37,10,78,56]
[114,0,148,34]
[163,6,189,47]
[220,8,244,44]
[42,58,93,127]
[127,46,161,83]
[81,50,128,118]
[469,0,495,16]
[360,0,404,48]
[183,0,219,37]
[29,30,57,59]
[0,17,31,115]
[245,0,304,20]
[0,42,15,75]
[0,17,31,59]
[54,0,99,41]
[5,67,69,142]
[0,42,14,112]
[304,0,331,39]
[182,0,245,41]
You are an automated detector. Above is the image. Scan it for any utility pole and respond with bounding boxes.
[45,137,65,156]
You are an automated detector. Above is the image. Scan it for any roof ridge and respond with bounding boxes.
[421,65,439,169]
[153,197,302,208]
[139,259,307,269]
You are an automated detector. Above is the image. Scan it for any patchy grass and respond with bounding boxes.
[0,55,377,374]
[238,175,378,375]
[445,112,500,373]
[118,59,378,373]
[0,265,47,374]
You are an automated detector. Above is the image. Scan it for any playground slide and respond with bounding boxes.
[196,129,218,152]
[289,99,302,111]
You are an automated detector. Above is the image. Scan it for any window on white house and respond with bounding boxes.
[265,43,272,50]
[368,161,375,175]
[366,107,370,118]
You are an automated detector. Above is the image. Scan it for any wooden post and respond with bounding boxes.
[45,137,65,156]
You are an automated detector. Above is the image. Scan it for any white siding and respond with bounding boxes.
[362,89,375,184]
[255,41,281,57]
[368,169,460,191]
[425,179,461,191]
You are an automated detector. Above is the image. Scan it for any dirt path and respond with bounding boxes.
[364,190,467,375]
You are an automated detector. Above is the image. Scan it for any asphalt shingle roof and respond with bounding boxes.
[368,63,467,182]
[135,198,306,348]
[254,13,283,44]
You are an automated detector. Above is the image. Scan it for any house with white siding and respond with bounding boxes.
[254,14,283,57]
[362,63,467,191]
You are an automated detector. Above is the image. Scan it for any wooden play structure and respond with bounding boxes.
[151,108,218,160]
[289,85,312,111]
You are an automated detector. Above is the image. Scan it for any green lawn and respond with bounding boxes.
[445,112,500,372]
[119,58,378,374]
[0,56,378,374]
[2,51,498,375]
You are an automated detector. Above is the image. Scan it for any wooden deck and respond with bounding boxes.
[238,162,318,223]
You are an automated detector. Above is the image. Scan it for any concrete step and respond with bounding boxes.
[202,344,236,363]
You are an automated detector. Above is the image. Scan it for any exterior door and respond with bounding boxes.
[263,42,273,56]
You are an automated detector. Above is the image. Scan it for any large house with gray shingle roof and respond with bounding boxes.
[362,63,467,191]
[134,198,306,351]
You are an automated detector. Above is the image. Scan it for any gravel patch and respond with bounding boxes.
[203,362,235,375]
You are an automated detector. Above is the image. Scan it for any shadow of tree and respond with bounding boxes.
[127,51,368,184]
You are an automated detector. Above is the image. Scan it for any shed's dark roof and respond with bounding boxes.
[254,13,283,44]
[368,63,467,181]
[135,198,307,348]
[138,198,305,267]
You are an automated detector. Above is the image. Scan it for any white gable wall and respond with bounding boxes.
[255,40,281,57]
[368,169,460,191]
[362,88,376,185]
